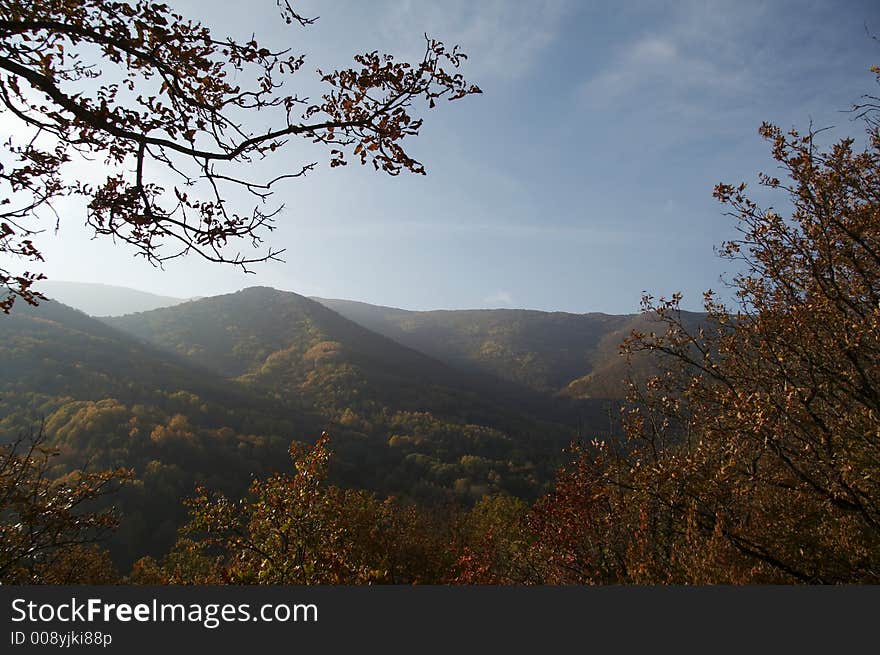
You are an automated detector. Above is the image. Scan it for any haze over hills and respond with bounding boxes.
[102,286,579,456]
[313,297,687,400]
[39,280,191,316]
[0,299,292,418]
[3,288,601,556]
[38,280,682,401]
[0,282,697,567]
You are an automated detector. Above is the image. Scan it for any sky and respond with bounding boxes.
[23,0,880,313]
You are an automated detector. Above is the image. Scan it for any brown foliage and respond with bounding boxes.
[0,427,130,583]
[137,433,451,584]
[512,72,880,584]
[450,494,533,584]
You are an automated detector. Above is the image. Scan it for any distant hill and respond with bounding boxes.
[38,280,189,316]
[0,299,277,418]
[29,281,691,402]
[5,295,576,561]
[312,297,695,399]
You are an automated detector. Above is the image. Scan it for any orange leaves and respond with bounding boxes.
[613,102,880,583]
[163,432,446,584]
[312,36,480,178]
[0,429,131,583]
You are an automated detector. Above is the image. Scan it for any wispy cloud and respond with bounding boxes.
[483,290,514,307]
[380,0,571,80]
[577,2,770,116]
[579,34,747,114]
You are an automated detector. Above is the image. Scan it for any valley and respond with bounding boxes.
[1,282,661,565]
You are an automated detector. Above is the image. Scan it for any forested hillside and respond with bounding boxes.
[1,0,876,592]
[0,300,321,562]
[104,288,582,499]
[314,297,701,399]
[1,293,592,566]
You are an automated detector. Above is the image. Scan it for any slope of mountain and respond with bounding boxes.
[0,299,325,563]
[103,287,577,499]
[1,287,683,568]
[313,297,682,399]
[36,279,679,402]
[103,287,538,413]
[38,280,189,316]
[1,299,258,410]
[6,297,574,563]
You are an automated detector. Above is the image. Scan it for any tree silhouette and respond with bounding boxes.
[0,0,481,311]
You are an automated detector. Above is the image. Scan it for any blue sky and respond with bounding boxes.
[35,0,880,313]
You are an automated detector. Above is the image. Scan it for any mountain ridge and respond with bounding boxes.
[1,283,681,566]
[34,281,684,401]
[313,295,683,399]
